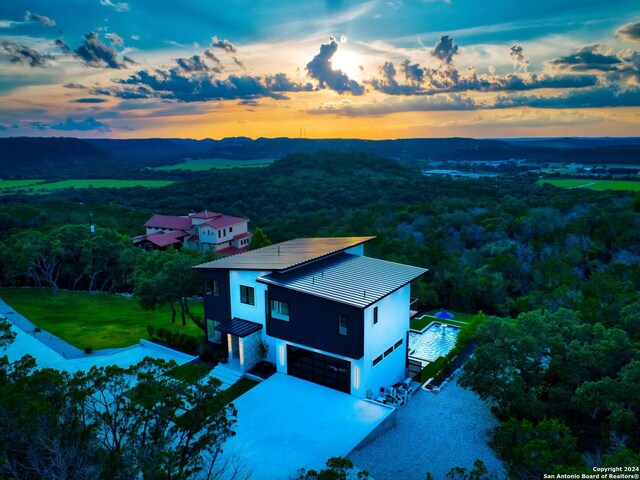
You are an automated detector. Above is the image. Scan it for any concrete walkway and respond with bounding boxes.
[1,298,196,372]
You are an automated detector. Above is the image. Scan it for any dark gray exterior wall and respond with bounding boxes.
[201,269,231,342]
[266,284,364,359]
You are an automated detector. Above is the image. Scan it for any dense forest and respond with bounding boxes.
[1,150,639,477]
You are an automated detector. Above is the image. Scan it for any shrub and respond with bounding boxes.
[84,347,93,354]
[146,325,155,338]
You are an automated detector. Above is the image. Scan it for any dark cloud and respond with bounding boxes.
[400,59,424,84]
[108,67,293,102]
[30,122,49,130]
[176,54,213,72]
[495,87,640,109]
[63,82,86,89]
[548,45,624,72]
[0,125,7,131]
[308,93,477,116]
[264,73,313,92]
[209,36,237,53]
[203,49,223,69]
[24,10,56,27]
[51,117,110,131]
[431,35,459,64]
[74,32,135,69]
[510,45,529,72]
[305,38,364,95]
[55,39,71,54]
[368,61,422,95]
[1,41,53,67]
[618,21,640,42]
[72,98,108,103]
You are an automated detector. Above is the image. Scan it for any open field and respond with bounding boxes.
[27,179,175,190]
[539,178,640,191]
[0,288,203,350]
[156,157,275,171]
[0,179,45,190]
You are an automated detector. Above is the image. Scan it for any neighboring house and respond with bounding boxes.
[194,237,427,398]
[132,210,252,255]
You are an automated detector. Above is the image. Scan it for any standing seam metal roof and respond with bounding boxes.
[193,237,376,271]
[257,252,428,308]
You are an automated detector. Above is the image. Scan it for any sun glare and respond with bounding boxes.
[331,48,363,80]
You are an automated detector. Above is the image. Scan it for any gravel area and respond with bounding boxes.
[349,369,506,480]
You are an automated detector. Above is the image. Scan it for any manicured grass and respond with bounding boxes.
[0,287,203,350]
[539,178,640,191]
[31,179,174,191]
[170,362,212,383]
[216,378,259,404]
[156,158,274,171]
[0,179,45,190]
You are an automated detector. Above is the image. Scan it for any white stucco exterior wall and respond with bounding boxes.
[360,284,410,399]
[228,269,276,364]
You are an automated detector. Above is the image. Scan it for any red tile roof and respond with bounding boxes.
[145,230,187,247]
[206,215,248,228]
[234,232,252,239]
[144,214,192,231]
[216,245,249,256]
[187,234,200,242]
[190,210,221,219]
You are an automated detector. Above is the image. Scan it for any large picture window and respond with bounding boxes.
[240,285,255,305]
[206,319,221,343]
[205,278,219,296]
[270,300,290,321]
[338,314,348,335]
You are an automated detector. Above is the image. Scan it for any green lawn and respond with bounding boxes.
[31,179,175,191]
[215,378,259,404]
[0,288,203,350]
[0,179,45,190]
[539,178,640,191]
[156,158,274,171]
[411,310,475,330]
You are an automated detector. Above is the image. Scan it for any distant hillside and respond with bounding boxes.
[1,136,638,179]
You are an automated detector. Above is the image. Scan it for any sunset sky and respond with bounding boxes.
[0,0,638,139]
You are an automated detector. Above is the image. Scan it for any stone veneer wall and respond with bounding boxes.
[240,330,263,373]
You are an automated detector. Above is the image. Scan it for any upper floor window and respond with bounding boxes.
[373,306,378,325]
[240,285,255,306]
[229,226,233,233]
[338,314,348,335]
[270,300,290,321]
[205,278,219,297]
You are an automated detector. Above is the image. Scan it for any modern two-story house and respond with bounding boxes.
[194,237,427,398]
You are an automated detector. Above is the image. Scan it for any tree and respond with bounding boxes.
[293,457,369,480]
[249,227,271,249]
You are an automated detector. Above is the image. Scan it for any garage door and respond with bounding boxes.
[287,345,351,394]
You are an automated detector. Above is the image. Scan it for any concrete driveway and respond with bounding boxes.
[218,373,394,479]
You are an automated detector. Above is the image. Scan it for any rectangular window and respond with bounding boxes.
[229,226,233,232]
[372,354,383,367]
[270,300,290,321]
[223,228,226,236]
[338,314,348,335]
[384,346,394,357]
[205,278,219,296]
[394,338,403,349]
[373,306,378,325]
[218,230,221,238]
[206,319,221,343]
[240,285,255,306]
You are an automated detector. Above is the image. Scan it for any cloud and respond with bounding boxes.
[209,36,237,53]
[431,35,459,64]
[510,45,529,73]
[99,0,129,12]
[105,33,124,47]
[548,45,625,72]
[495,87,640,109]
[308,93,478,116]
[74,32,135,69]
[176,54,214,72]
[264,73,313,92]
[0,125,7,131]
[368,61,422,95]
[50,117,111,131]
[72,98,108,103]
[55,39,71,54]
[24,11,56,27]
[63,82,86,89]
[400,59,425,84]
[1,41,53,67]
[618,21,640,42]
[305,38,364,95]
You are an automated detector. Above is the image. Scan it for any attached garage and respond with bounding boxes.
[287,345,351,394]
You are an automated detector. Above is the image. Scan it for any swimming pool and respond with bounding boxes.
[408,323,460,362]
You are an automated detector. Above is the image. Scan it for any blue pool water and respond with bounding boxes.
[408,323,460,362]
